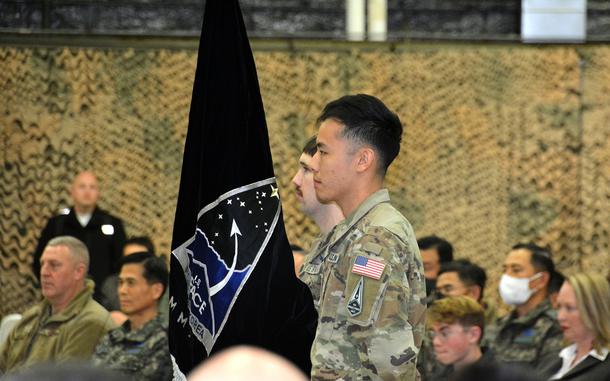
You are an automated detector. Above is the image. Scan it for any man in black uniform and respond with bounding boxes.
[33,171,126,301]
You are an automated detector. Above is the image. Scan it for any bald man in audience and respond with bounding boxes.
[33,171,127,301]
[188,346,307,381]
[0,236,115,374]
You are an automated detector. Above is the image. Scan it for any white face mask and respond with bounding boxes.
[498,273,542,306]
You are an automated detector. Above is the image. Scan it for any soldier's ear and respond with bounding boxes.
[151,282,164,300]
[355,147,375,173]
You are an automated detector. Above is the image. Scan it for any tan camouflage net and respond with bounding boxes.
[1,42,609,318]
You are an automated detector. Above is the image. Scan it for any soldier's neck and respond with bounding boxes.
[128,308,158,331]
[313,204,344,234]
[516,290,547,317]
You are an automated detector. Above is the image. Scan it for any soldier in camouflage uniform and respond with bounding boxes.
[485,243,563,370]
[299,94,426,380]
[92,252,171,381]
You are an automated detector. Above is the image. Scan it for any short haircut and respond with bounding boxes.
[124,236,156,255]
[120,252,168,298]
[427,296,485,341]
[438,259,487,300]
[46,236,90,271]
[417,235,454,263]
[548,270,565,295]
[567,273,610,350]
[302,135,317,157]
[317,94,403,174]
[511,242,555,288]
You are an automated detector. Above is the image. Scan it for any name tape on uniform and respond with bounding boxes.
[351,255,385,280]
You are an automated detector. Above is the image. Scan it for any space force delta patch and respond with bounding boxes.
[171,178,281,354]
[351,255,385,280]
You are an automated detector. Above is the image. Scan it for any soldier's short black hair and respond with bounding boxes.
[120,252,168,298]
[438,259,487,301]
[511,242,556,290]
[417,235,454,263]
[317,94,403,174]
[548,269,565,295]
[511,242,555,274]
[302,135,317,157]
[124,236,156,255]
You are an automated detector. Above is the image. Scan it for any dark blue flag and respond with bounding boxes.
[168,0,317,378]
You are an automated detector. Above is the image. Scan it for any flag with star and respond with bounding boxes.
[168,0,317,379]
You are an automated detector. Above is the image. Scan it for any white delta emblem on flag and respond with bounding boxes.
[171,178,281,354]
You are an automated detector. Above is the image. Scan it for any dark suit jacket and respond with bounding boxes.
[539,351,610,381]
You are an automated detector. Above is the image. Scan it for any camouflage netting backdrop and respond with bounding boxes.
[1,42,609,318]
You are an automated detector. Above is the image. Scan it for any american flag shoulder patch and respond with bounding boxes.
[351,255,385,280]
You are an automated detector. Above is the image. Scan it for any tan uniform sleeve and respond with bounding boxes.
[340,229,426,380]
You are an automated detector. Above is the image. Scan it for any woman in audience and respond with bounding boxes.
[539,272,610,381]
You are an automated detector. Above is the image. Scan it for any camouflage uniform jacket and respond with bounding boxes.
[0,280,115,374]
[485,299,563,369]
[300,189,426,381]
[92,315,171,381]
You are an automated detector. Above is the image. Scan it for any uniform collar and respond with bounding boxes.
[44,279,96,323]
[111,314,164,343]
[507,299,555,326]
[331,189,390,241]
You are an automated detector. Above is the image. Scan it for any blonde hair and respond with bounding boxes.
[567,273,610,350]
[427,296,485,334]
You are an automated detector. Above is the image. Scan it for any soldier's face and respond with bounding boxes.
[430,322,479,367]
[421,248,441,280]
[502,249,536,278]
[311,119,358,209]
[40,245,84,305]
[70,171,99,210]
[436,272,479,301]
[291,153,322,217]
[556,282,592,344]
[118,263,162,317]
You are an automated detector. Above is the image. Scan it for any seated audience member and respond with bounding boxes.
[435,259,496,324]
[417,235,454,297]
[539,273,610,381]
[426,296,493,381]
[548,270,565,310]
[3,362,130,381]
[0,236,115,374]
[99,236,156,311]
[92,252,171,381]
[486,243,563,369]
[188,345,307,381]
[418,259,496,379]
[32,171,127,302]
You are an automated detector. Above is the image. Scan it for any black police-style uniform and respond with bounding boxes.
[33,207,127,301]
